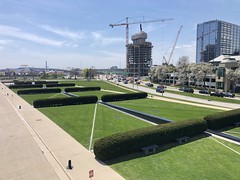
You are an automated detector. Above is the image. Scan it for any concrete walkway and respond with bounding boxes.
[0,83,124,180]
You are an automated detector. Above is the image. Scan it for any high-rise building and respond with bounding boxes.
[126,31,153,77]
[196,20,240,63]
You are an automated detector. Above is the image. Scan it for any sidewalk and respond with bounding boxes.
[0,83,124,180]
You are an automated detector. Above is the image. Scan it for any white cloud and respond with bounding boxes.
[0,25,65,47]
[91,31,124,46]
[39,25,85,40]
[0,39,11,45]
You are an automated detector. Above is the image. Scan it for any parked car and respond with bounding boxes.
[223,92,235,98]
[199,89,210,94]
[145,83,154,87]
[179,87,194,93]
[178,87,184,91]
[156,86,164,93]
[210,91,224,97]
[123,80,128,84]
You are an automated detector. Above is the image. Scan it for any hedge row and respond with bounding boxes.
[101,92,148,102]
[94,108,240,161]
[94,118,207,161]
[46,83,75,87]
[204,108,240,130]
[33,96,98,108]
[65,87,101,92]
[14,81,32,85]
[9,84,43,89]
[17,88,61,95]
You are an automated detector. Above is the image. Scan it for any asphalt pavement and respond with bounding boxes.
[118,81,240,110]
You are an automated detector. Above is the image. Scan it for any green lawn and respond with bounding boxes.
[110,137,240,180]
[71,90,120,100]
[39,103,151,148]
[20,93,66,105]
[112,98,223,121]
[69,80,132,93]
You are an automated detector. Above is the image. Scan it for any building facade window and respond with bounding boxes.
[216,82,224,89]
[217,67,225,78]
[196,20,240,63]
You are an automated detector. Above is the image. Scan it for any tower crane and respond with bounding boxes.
[163,25,183,65]
[110,17,174,45]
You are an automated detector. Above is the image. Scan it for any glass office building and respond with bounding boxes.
[196,20,240,62]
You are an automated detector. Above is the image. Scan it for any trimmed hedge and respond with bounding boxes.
[101,92,148,102]
[46,83,75,87]
[33,96,98,108]
[17,88,61,95]
[65,87,101,92]
[9,84,43,89]
[94,118,207,161]
[204,108,240,130]
[14,81,32,85]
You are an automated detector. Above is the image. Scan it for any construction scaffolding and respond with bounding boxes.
[126,31,152,77]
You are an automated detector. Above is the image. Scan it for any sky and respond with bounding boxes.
[0,0,240,69]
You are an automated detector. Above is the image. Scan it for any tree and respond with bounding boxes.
[82,68,95,79]
[40,71,49,79]
[190,62,214,88]
[70,68,80,79]
[227,67,240,92]
[149,64,175,84]
[176,56,191,86]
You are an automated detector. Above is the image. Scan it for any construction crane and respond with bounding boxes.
[163,25,183,65]
[110,17,174,45]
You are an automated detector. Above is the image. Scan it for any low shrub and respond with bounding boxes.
[46,83,75,87]
[17,88,61,95]
[101,92,148,102]
[94,118,207,161]
[14,81,32,85]
[65,87,101,92]
[9,84,43,89]
[204,108,240,130]
[33,95,98,108]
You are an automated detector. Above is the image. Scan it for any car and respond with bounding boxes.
[210,92,224,97]
[199,89,210,94]
[184,88,194,93]
[145,83,153,87]
[123,80,128,84]
[179,87,194,93]
[223,92,235,98]
[156,86,164,93]
[178,87,184,91]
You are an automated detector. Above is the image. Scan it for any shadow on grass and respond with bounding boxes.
[104,133,209,165]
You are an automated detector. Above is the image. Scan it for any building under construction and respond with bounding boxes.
[126,31,153,77]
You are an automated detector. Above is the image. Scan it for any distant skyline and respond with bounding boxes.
[1,0,240,69]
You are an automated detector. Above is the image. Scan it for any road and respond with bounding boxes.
[116,81,240,110]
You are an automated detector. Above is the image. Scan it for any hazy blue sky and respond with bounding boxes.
[0,0,240,69]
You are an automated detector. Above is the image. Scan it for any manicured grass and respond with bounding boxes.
[110,137,240,180]
[71,90,120,100]
[39,103,151,148]
[73,80,132,93]
[20,93,66,104]
[112,98,223,121]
